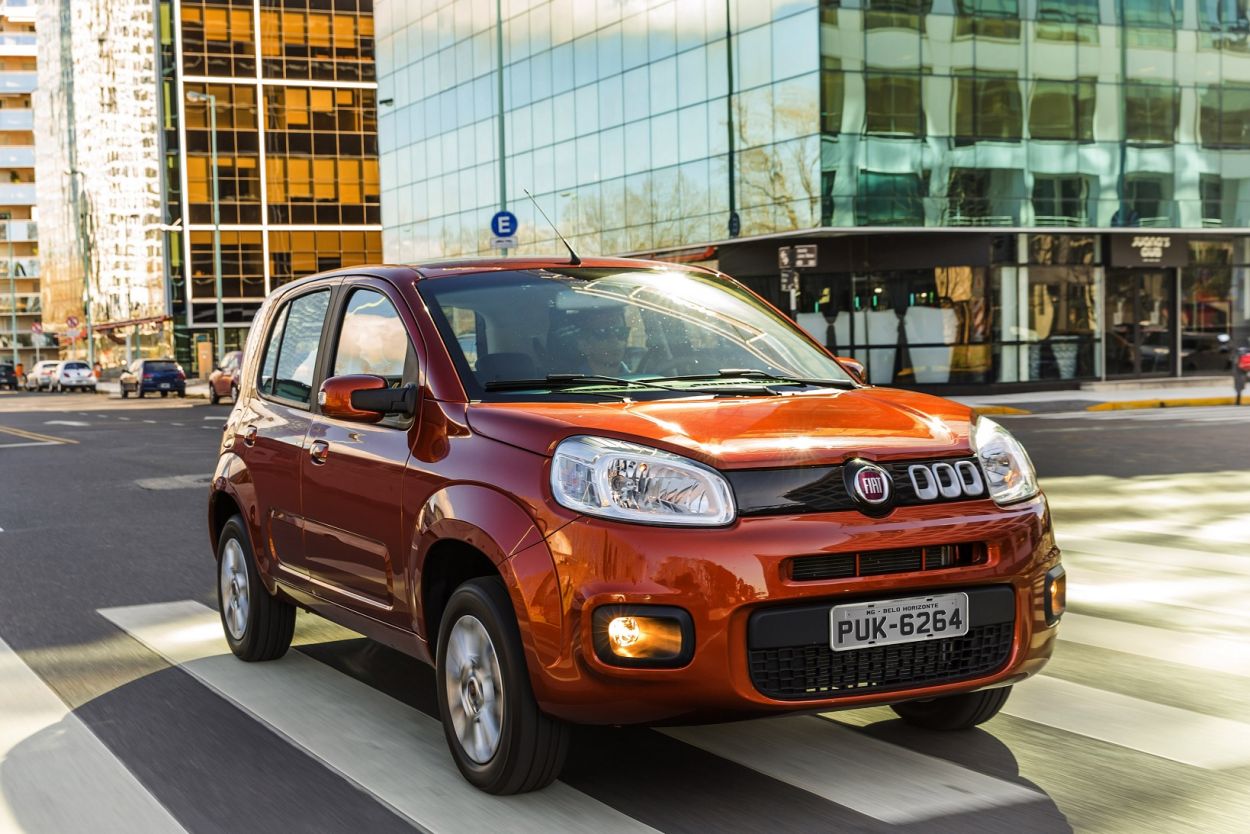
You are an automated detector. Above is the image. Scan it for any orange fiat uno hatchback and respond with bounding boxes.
[209,258,1063,794]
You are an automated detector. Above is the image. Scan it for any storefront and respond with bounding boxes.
[717,232,1250,392]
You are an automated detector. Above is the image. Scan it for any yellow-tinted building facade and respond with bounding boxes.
[160,0,381,369]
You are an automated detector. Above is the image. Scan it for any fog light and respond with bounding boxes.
[1044,565,1066,625]
[593,605,694,668]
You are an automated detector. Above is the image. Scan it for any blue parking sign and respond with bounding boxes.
[490,210,518,237]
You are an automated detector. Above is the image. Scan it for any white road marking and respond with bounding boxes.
[1056,533,1250,577]
[1059,612,1250,677]
[99,601,657,834]
[144,420,157,424]
[663,716,1044,824]
[170,423,184,427]
[1004,676,1250,769]
[117,417,131,421]
[0,441,59,449]
[43,420,90,427]
[135,475,214,491]
[1067,566,1250,618]
[0,634,186,833]
[202,416,219,421]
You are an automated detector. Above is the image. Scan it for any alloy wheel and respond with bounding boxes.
[444,614,504,764]
[219,538,249,640]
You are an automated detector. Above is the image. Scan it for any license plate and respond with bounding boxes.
[830,592,969,651]
[160,383,170,389]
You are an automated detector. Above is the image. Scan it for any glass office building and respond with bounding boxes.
[158,0,383,370]
[376,0,1250,389]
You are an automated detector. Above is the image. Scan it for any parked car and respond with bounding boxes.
[25,360,60,391]
[209,259,1062,795]
[0,362,17,390]
[208,350,242,404]
[52,360,97,393]
[120,358,187,398]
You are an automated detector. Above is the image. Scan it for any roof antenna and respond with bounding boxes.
[524,188,581,265]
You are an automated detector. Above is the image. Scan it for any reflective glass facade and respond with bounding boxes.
[159,0,382,370]
[375,0,1249,388]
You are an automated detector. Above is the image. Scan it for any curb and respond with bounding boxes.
[1085,396,1244,411]
[973,405,1033,416]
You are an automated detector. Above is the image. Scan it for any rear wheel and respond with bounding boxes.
[210,387,220,405]
[890,686,1012,730]
[160,391,168,398]
[121,387,129,398]
[436,577,569,794]
[137,388,145,398]
[216,514,295,662]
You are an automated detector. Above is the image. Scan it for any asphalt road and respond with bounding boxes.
[1,389,1247,833]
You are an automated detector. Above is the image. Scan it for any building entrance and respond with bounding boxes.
[1105,269,1176,377]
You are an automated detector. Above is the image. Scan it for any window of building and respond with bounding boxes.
[1033,176,1090,225]
[1125,175,1171,224]
[1037,0,1100,23]
[1201,175,1224,226]
[1200,86,1250,149]
[1029,79,1096,141]
[954,0,1020,38]
[864,74,924,136]
[1199,0,1248,31]
[1125,84,1178,144]
[190,231,265,298]
[258,0,375,82]
[864,0,932,31]
[821,60,844,135]
[857,170,927,225]
[946,169,990,223]
[181,0,255,77]
[954,74,1022,142]
[269,231,382,287]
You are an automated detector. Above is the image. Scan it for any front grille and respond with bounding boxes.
[748,621,1014,701]
[789,544,981,581]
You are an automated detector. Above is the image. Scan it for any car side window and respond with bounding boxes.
[258,304,290,396]
[259,290,330,405]
[331,288,418,427]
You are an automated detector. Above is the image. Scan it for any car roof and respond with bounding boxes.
[268,257,715,297]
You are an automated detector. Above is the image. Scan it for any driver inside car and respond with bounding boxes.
[557,304,634,377]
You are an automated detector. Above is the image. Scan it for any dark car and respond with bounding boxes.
[0,362,17,390]
[120,358,187,398]
[208,259,1062,795]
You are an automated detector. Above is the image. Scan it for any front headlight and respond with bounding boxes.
[972,417,1039,505]
[550,435,735,526]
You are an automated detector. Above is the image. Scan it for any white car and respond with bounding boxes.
[25,360,61,391]
[52,360,97,393]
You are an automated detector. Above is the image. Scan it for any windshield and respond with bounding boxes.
[418,267,853,400]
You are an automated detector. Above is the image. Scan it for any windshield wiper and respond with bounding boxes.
[483,374,685,393]
[643,369,858,389]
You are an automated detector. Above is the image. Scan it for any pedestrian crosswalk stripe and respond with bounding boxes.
[99,600,657,834]
[0,634,186,833]
[1059,612,1250,678]
[662,715,1045,824]
[1003,675,1250,769]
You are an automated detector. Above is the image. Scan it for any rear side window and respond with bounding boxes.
[259,290,330,405]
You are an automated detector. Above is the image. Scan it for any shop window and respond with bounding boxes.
[954,74,1022,142]
[856,170,927,226]
[1028,79,1095,142]
[1125,84,1178,145]
[1033,176,1090,226]
[864,74,924,137]
[1201,176,1224,226]
[1200,86,1250,149]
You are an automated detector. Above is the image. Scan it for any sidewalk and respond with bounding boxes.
[97,379,211,399]
[951,376,1247,415]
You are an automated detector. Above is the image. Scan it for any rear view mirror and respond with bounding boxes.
[319,375,417,422]
[835,356,866,383]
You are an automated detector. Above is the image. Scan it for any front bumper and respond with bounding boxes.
[508,494,1060,724]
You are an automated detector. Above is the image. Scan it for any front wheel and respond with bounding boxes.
[436,577,569,794]
[121,387,129,398]
[210,388,220,405]
[890,686,1012,730]
[216,515,295,662]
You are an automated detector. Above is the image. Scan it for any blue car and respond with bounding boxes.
[120,358,187,398]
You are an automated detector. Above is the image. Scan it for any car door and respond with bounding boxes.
[298,279,420,627]
[241,283,336,580]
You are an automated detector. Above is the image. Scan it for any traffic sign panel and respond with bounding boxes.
[491,236,518,249]
[778,246,794,269]
[30,322,42,334]
[490,210,518,237]
[794,244,818,269]
[67,315,79,328]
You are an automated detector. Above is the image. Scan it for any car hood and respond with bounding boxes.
[465,387,976,469]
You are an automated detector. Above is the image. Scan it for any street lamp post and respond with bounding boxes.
[186,90,225,365]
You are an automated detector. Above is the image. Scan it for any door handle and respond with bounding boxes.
[309,440,330,465]
[243,425,258,447]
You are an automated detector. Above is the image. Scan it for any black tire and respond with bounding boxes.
[177,389,186,399]
[230,383,239,402]
[161,391,168,398]
[890,686,1013,730]
[210,388,220,405]
[216,514,295,662]
[137,388,145,398]
[436,577,569,794]
[121,387,129,398]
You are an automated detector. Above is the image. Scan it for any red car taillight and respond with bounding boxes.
[143,373,154,380]
[177,370,186,380]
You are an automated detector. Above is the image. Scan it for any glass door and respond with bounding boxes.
[1105,269,1176,377]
